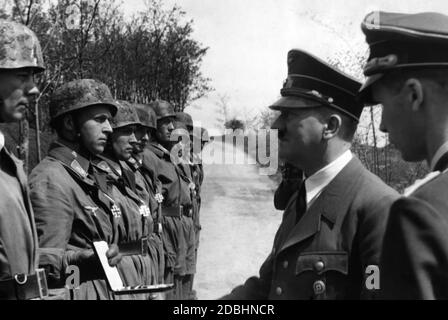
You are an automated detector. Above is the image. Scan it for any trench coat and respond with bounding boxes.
[0,139,38,288]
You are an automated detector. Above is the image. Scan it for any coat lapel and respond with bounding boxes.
[277,157,362,255]
[278,195,324,254]
[6,148,39,268]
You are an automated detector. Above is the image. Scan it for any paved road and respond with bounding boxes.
[194,140,283,300]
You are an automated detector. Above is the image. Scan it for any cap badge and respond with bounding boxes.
[364,54,398,75]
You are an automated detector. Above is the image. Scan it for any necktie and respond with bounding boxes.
[0,132,4,152]
[295,181,307,224]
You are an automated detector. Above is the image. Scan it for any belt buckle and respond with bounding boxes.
[36,269,49,299]
[179,205,184,218]
[141,237,148,256]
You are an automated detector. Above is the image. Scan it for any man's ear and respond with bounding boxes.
[323,114,342,140]
[404,78,424,112]
[62,114,76,133]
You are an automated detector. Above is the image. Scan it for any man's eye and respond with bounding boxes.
[17,73,30,81]
[95,116,107,123]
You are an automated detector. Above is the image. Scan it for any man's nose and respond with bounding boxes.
[379,112,388,133]
[271,115,282,131]
[167,122,175,131]
[103,119,113,134]
[129,132,138,143]
[26,76,40,98]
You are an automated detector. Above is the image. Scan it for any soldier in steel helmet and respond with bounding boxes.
[128,103,166,287]
[92,100,166,299]
[175,112,206,300]
[28,79,123,300]
[171,116,198,300]
[0,19,48,300]
[141,100,193,300]
[133,104,158,156]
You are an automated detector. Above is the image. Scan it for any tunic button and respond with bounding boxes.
[313,280,326,295]
[314,261,325,272]
[276,287,282,296]
[283,261,289,269]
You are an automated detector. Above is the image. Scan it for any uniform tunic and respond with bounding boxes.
[223,157,399,300]
[125,157,165,284]
[29,142,119,300]
[380,145,448,299]
[93,156,162,294]
[142,143,192,299]
[0,132,38,293]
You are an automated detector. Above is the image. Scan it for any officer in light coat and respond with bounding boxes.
[0,19,47,300]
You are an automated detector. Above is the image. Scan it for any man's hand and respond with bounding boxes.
[106,244,122,267]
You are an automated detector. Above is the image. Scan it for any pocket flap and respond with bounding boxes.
[296,251,348,276]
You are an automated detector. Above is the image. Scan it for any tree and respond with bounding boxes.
[224,118,245,131]
[2,0,212,171]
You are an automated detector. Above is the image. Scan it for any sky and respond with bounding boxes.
[119,0,448,134]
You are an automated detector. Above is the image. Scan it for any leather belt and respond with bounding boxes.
[162,205,184,218]
[119,237,149,256]
[162,205,193,218]
[0,269,48,300]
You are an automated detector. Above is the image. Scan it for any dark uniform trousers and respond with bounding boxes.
[380,151,448,299]
[223,158,399,300]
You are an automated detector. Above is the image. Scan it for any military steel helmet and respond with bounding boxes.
[135,103,157,130]
[111,100,140,129]
[174,119,188,130]
[149,100,176,120]
[50,79,118,121]
[0,19,45,72]
[175,112,193,129]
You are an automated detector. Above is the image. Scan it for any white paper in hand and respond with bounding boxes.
[93,241,123,291]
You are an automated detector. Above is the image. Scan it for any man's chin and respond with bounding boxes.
[1,111,24,123]
[92,146,105,155]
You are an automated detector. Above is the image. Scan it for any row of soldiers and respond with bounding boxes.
[0,19,208,300]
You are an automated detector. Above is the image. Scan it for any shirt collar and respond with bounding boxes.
[304,150,353,205]
[430,140,448,171]
[0,130,4,153]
